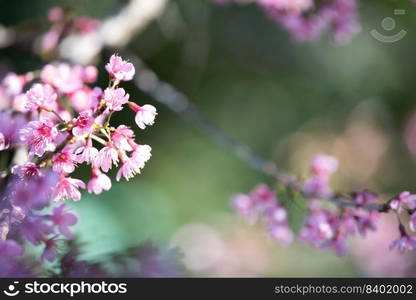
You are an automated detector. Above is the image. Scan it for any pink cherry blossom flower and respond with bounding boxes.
[252,0,360,44]
[269,224,294,245]
[48,204,77,238]
[410,212,416,232]
[72,111,95,137]
[354,190,378,206]
[131,144,152,167]
[20,120,58,157]
[73,16,99,34]
[390,191,416,211]
[52,149,77,173]
[390,234,416,253]
[87,168,111,194]
[116,153,143,181]
[52,176,86,201]
[103,88,129,111]
[82,65,98,83]
[11,162,43,179]
[303,177,333,198]
[0,240,24,257]
[21,219,53,246]
[40,63,83,94]
[129,102,157,130]
[94,143,119,172]
[259,0,313,14]
[25,83,57,111]
[105,54,135,82]
[75,138,98,164]
[0,132,6,151]
[111,125,135,152]
[339,212,357,236]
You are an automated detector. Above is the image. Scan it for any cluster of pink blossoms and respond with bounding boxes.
[388,192,416,252]
[232,154,416,256]
[0,54,156,263]
[232,184,294,245]
[215,0,361,44]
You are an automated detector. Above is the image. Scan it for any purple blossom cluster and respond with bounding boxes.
[389,192,416,252]
[0,54,157,272]
[232,184,294,245]
[298,192,379,256]
[214,0,361,43]
[232,154,416,256]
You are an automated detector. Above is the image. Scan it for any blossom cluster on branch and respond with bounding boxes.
[0,54,157,270]
[232,154,416,255]
[214,0,361,43]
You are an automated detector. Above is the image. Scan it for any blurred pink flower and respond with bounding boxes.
[75,138,98,164]
[52,149,77,173]
[72,111,94,137]
[259,0,313,14]
[25,83,57,111]
[111,125,135,152]
[311,154,338,180]
[82,65,98,83]
[41,237,59,263]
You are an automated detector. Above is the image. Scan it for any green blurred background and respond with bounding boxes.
[1,0,416,276]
